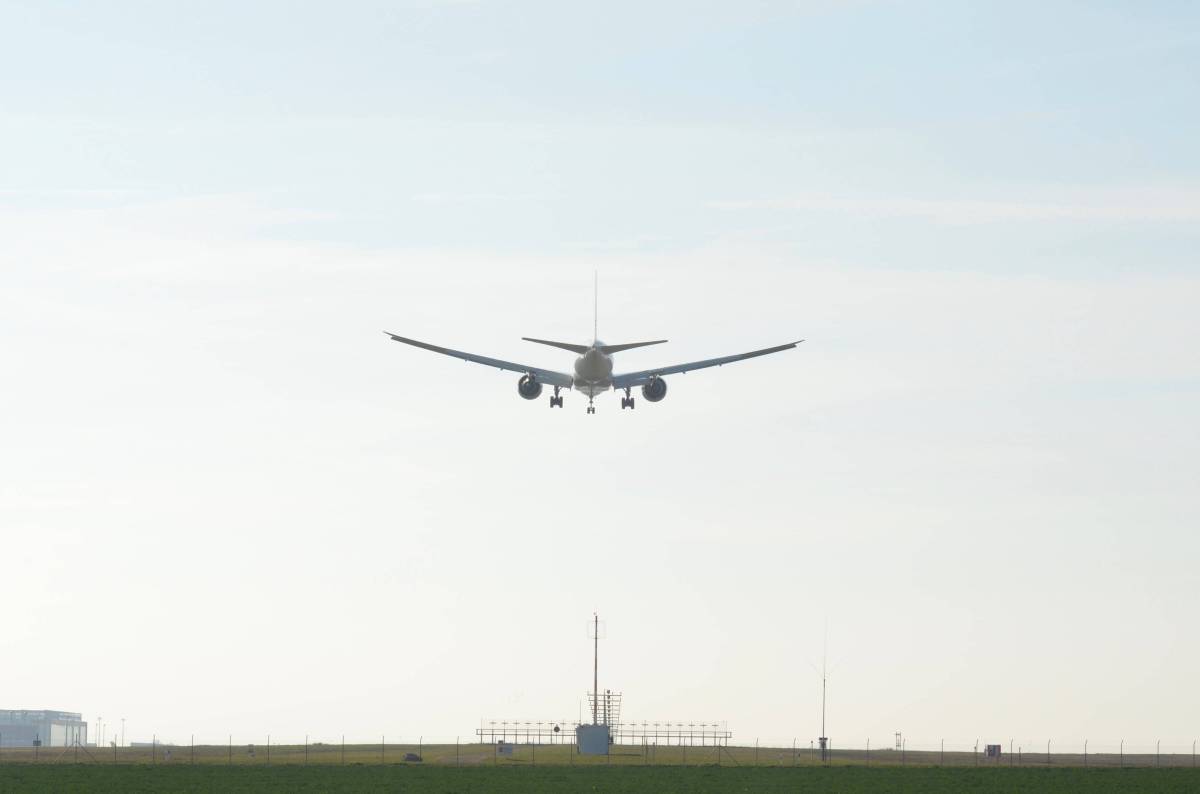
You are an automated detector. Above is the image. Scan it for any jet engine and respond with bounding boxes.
[641,376,667,402]
[517,374,543,400]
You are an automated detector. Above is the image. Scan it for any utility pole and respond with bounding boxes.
[592,613,599,724]
[819,622,829,764]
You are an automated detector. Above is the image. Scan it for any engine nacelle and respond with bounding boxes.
[517,374,543,400]
[641,376,667,402]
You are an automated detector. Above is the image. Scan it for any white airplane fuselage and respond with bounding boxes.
[573,342,614,397]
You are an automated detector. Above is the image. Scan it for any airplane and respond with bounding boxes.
[384,284,801,414]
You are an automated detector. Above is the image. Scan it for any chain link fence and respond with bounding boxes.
[0,735,1196,767]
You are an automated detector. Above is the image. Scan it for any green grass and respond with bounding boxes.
[1,764,1198,792]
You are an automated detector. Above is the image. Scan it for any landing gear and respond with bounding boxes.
[587,396,596,415]
[587,405,595,415]
[621,388,635,410]
[549,387,564,408]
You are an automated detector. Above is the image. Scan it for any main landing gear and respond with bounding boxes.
[620,388,635,410]
[549,386,564,408]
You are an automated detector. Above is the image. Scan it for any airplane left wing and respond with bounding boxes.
[611,340,802,389]
[385,332,575,388]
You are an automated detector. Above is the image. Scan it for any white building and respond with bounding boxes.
[0,710,87,747]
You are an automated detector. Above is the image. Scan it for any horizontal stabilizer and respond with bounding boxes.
[599,340,668,354]
[522,337,591,355]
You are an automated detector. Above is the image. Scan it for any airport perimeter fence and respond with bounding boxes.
[0,735,1197,768]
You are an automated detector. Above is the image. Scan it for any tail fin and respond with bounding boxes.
[599,340,668,354]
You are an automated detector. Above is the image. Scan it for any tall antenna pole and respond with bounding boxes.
[820,620,829,762]
[821,625,827,740]
[593,612,599,725]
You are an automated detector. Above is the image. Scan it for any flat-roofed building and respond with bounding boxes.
[0,710,87,747]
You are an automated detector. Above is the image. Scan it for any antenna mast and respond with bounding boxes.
[820,620,829,762]
[592,612,599,725]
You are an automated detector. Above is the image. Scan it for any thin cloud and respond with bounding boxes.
[710,188,1200,224]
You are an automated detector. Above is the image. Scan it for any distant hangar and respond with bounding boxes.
[0,710,87,747]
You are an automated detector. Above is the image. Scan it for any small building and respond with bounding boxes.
[0,710,87,747]
[985,744,1002,758]
[575,724,611,755]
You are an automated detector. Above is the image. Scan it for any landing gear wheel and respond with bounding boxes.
[587,405,595,415]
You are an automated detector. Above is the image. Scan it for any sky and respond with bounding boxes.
[1,0,1198,752]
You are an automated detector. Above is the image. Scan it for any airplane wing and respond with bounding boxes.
[384,332,575,388]
[611,340,802,389]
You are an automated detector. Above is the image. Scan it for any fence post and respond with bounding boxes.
[381,735,384,765]
[228,735,231,765]
[941,739,944,766]
[903,738,906,766]
[792,738,796,766]
[1120,739,1123,768]
[191,734,194,764]
[305,735,308,765]
[1157,739,1160,767]
[754,738,758,765]
[1084,739,1087,767]
[456,736,460,767]
[419,736,423,762]
[153,735,157,765]
[267,735,270,765]
[341,735,344,765]
[1047,739,1051,766]
[867,738,870,766]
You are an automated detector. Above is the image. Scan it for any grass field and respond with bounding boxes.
[0,741,1190,768]
[2,764,1200,792]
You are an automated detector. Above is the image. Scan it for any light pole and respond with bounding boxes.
[121,718,125,749]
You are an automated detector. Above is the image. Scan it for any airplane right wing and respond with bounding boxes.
[611,340,802,389]
[385,332,575,388]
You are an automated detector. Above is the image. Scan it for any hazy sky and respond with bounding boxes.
[2,1,1198,751]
